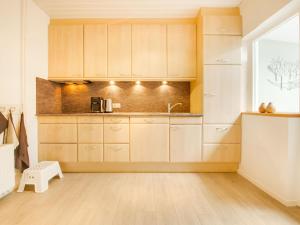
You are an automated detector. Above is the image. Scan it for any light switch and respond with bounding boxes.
[112,103,121,109]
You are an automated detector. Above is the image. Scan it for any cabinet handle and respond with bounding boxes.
[119,74,131,77]
[144,119,154,123]
[216,58,229,63]
[111,146,123,151]
[218,27,227,32]
[171,126,179,131]
[111,118,122,123]
[110,126,122,131]
[216,127,229,132]
[204,93,216,97]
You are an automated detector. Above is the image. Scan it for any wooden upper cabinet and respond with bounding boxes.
[48,25,83,79]
[203,15,242,35]
[84,24,108,78]
[167,24,196,78]
[132,24,167,78]
[204,35,241,65]
[108,24,131,78]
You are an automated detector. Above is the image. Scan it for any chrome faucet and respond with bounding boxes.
[168,102,183,113]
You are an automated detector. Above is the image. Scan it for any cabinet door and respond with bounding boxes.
[132,24,167,78]
[203,144,240,162]
[78,144,103,162]
[167,24,196,78]
[104,144,129,162]
[78,124,103,143]
[130,124,169,162]
[203,16,242,35]
[39,144,77,162]
[204,35,241,65]
[108,24,131,78]
[203,124,240,144]
[170,125,202,162]
[104,124,129,143]
[39,124,77,143]
[49,25,83,78]
[84,24,107,78]
[204,65,241,124]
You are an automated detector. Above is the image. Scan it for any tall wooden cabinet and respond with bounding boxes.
[200,8,242,163]
[48,25,83,79]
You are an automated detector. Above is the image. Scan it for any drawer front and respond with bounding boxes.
[104,144,129,162]
[104,116,129,124]
[203,15,242,35]
[170,117,202,125]
[78,144,103,162]
[39,144,77,162]
[203,124,240,144]
[39,116,77,124]
[39,124,77,143]
[78,124,103,143]
[203,144,240,162]
[77,116,103,123]
[104,124,129,143]
[130,116,169,124]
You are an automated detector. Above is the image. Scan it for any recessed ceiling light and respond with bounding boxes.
[162,81,168,85]
[135,81,141,85]
[109,80,115,85]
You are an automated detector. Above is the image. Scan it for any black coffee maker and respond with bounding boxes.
[91,97,104,113]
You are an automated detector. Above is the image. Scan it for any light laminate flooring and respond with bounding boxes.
[0,173,299,225]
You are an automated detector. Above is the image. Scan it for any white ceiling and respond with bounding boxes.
[261,15,299,44]
[33,0,242,18]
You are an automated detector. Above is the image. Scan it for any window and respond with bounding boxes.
[253,15,300,112]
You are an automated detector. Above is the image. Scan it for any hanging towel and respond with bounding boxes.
[4,111,19,149]
[15,113,29,172]
[0,112,8,143]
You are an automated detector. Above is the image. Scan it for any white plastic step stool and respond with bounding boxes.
[17,161,63,193]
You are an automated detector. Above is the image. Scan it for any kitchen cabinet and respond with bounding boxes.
[48,25,83,79]
[203,65,241,124]
[130,123,169,162]
[78,124,103,143]
[202,144,240,162]
[104,144,129,162]
[84,24,108,78]
[203,15,242,35]
[108,24,132,78]
[132,24,167,78]
[104,124,129,143]
[78,144,103,162]
[203,124,240,144]
[39,144,77,162]
[167,24,196,78]
[204,35,241,65]
[39,124,77,143]
[170,125,202,162]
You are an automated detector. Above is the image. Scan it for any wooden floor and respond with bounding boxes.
[0,173,299,225]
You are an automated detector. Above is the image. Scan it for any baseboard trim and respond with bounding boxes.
[60,162,239,173]
[238,169,298,207]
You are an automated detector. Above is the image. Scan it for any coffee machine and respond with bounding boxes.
[90,97,104,113]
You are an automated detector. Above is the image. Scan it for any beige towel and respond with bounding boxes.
[4,112,19,149]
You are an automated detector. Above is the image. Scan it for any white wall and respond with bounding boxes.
[0,0,49,165]
[23,0,49,165]
[239,0,291,36]
[240,115,300,206]
[0,0,22,107]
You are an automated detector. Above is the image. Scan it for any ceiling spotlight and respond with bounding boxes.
[109,80,115,85]
[162,81,168,85]
[135,81,141,85]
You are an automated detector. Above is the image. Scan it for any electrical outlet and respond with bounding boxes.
[112,103,121,109]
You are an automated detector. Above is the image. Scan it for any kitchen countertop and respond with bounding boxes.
[37,112,203,117]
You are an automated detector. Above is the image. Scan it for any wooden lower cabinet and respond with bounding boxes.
[39,144,77,162]
[170,125,202,162]
[104,144,129,162]
[130,124,169,162]
[103,124,129,143]
[203,124,240,144]
[78,144,103,162]
[78,124,103,143]
[202,144,240,162]
[39,124,77,143]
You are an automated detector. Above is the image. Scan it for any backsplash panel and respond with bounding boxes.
[36,78,190,113]
[62,82,190,113]
[36,78,62,114]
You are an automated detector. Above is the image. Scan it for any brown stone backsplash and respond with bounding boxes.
[36,78,190,114]
[36,78,62,114]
